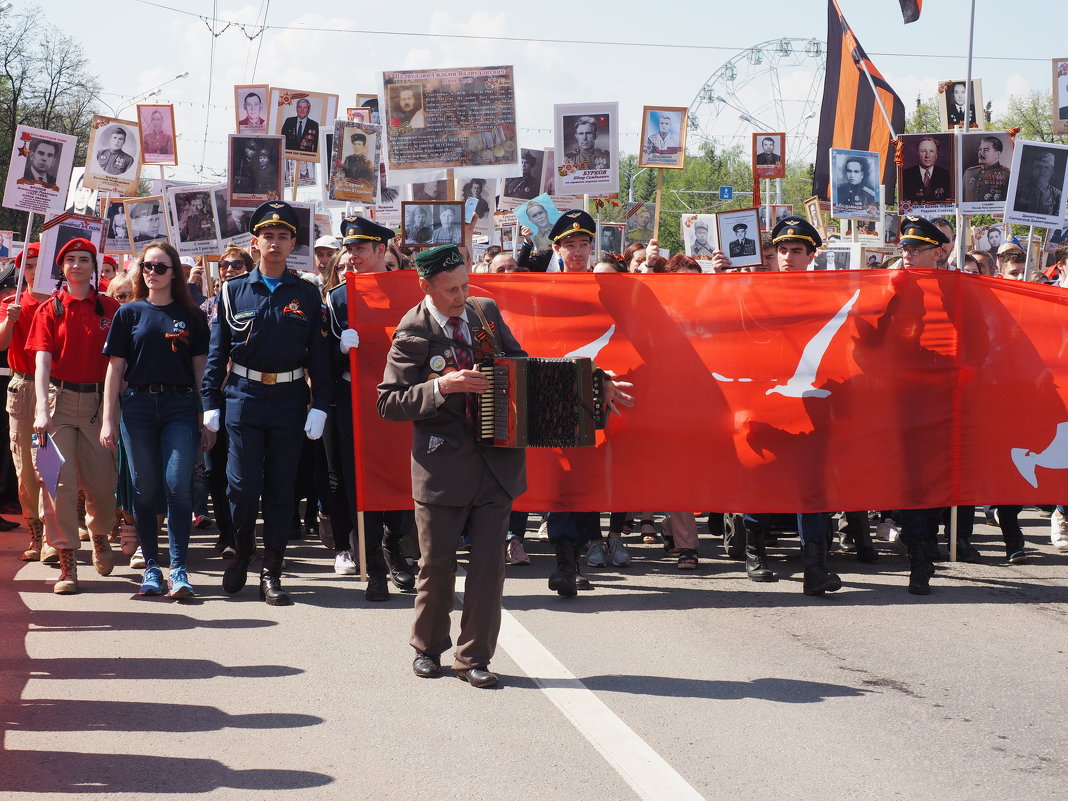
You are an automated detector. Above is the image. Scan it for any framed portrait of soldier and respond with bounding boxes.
[515,193,561,251]
[402,201,463,247]
[227,134,284,208]
[896,133,955,211]
[137,104,177,166]
[83,115,141,195]
[103,198,132,254]
[411,179,450,202]
[1004,139,1068,228]
[597,222,625,258]
[65,168,98,216]
[212,185,252,247]
[34,211,107,292]
[881,212,900,245]
[460,177,495,231]
[1053,60,1068,137]
[971,222,1007,256]
[625,202,656,244]
[958,131,1013,215]
[122,196,169,250]
[681,214,718,262]
[166,184,220,257]
[715,208,761,269]
[803,195,827,240]
[502,148,543,203]
[758,204,793,231]
[937,78,985,130]
[752,132,786,180]
[1045,225,1068,254]
[267,88,339,163]
[234,85,269,134]
[2,125,77,215]
[329,120,380,204]
[638,106,687,169]
[830,148,880,220]
[554,102,618,196]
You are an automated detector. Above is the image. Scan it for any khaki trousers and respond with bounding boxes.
[6,374,42,525]
[34,386,116,551]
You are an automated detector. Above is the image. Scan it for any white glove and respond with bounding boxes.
[340,328,359,354]
[304,408,327,440]
[203,409,220,432]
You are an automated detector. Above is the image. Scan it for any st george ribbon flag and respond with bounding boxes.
[349,271,1068,513]
[899,0,922,24]
[814,0,906,202]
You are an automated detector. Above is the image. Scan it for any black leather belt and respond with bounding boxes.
[50,379,105,393]
[128,384,194,395]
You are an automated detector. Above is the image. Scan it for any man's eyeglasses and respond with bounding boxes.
[900,245,936,255]
[140,261,171,275]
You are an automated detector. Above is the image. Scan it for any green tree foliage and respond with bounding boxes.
[0,5,101,233]
[992,91,1068,144]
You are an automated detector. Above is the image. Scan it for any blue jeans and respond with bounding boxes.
[119,388,199,568]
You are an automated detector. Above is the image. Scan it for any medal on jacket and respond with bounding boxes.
[430,355,446,372]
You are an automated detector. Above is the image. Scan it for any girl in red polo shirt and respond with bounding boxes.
[27,239,120,594]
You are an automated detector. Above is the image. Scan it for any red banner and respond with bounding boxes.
[348,270,1068,512]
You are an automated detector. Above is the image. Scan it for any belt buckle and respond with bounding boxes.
[260,372,277,385]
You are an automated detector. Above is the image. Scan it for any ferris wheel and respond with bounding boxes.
[687,38,827,165]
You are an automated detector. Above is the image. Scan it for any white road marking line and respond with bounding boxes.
[456,574,706,801]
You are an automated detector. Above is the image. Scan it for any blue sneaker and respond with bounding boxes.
[139,561,163,596]
[167,565,195,598]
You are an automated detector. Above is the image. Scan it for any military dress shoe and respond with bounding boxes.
[456,666,499,688]
[413,653,441,678]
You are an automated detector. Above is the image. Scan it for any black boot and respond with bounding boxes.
[382,539,415,593]
[745,525,777,582]
[802,541,842,596]
[548,539,578,597]
[852,522,879,564]
[954,537,982,563]
[222,531,254,594]
[259,548,292,606]
[907,544,934,595]
[365,549,390,602]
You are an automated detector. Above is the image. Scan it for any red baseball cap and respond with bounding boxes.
[56,237,98,266]
[14,242,40,269]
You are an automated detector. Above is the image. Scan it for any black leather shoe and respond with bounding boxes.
[383,547,416,592]
[259,569,292,606]
[365,572,390,602]
[222,556,250,594]
[456,666,499,688]
[413,653,440,678]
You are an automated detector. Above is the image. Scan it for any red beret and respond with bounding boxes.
[102,254,118,268]
[14,242,40,269]
[56,237,98,266]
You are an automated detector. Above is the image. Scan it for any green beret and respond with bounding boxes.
[415,244,466,279]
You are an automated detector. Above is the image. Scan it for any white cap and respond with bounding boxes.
[314,235,340,251]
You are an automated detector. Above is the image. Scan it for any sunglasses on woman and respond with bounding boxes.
[140,261,172,275]
[218,260,246,269]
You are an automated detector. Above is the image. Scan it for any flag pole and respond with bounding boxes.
[857,59,898,140]
[346,272,368,583]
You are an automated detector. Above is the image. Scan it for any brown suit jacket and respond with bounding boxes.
[377,296,527,506]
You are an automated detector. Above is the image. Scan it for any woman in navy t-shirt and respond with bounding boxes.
[101,241,212,598]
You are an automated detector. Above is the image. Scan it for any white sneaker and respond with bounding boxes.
[586,540,609,567]
[505,537,530,565]
[875,518,897,541]
[1051,510,1068,550]
[334,550,357,575]
[607,536,631,567]
[534,520,549,540]
[129,546,146,570]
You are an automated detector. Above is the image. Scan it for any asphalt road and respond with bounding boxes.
[1,511,1066,800]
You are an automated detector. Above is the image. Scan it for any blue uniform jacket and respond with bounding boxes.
[201,267,331,412]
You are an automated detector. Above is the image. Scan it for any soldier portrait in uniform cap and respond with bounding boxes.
[503,149,542,201]
[138,104,177,166]
[830,147,880,219]
[1006,143,1068,226]
[554,102,619,196]
[83,115,141,194]
[681,214,718,260]
[329,120,380,204]
[715,207,761,269]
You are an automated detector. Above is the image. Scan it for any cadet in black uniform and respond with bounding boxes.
[326,215,415,601]
[201,201,332,605]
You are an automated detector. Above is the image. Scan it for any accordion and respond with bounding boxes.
[476,357,607,448]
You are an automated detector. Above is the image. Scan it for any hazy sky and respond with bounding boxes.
[35,0,1062,183]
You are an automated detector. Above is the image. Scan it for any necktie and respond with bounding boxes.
[297,120,304,139]
[447,316,476,427]
[923,168,931,187]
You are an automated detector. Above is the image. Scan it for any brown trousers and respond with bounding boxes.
[410,463,511,670]
[6,374,42,525]
[34,386,116,551]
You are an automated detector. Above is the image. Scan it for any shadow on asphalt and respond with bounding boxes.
[526,674,872,703]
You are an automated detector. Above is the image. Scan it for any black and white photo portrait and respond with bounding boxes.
[125,197,168,247]
[563,114,611,171]
[960,131,1013,213]
[411,179,449,202]
[898,133,954,207]
[1005,140,1068,228]
[753,132,786,179]
[554,102,618,195]
[597,222,624,256]
[503,149,542,201]
[228,134,284,207]
[681,214,718,261]
[715,208,762,269]
[830,148,879,219]
[84,115,141,194]
[938,78,984,130]
[402,201,462,246]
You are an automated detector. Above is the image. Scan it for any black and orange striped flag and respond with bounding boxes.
[900,0,922,23]
[813,0,906,202]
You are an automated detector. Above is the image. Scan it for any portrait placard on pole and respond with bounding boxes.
[553,102,619,196]
[3,126,78,215]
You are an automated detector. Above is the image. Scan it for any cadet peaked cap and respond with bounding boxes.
[340,215,394,246]
[250,201,300,235]
[771,216,823,249]
[549,209,596,243]
[415,244,466,279]
[898,215,949,247]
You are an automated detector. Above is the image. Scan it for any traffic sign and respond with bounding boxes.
[719,186,733,200]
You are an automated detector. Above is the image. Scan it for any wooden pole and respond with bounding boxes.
[652,169,664,238]
[290,161,299,201]
[14,212,33,298]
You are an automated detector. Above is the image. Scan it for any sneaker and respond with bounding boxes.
[505,537,530,565]
[1050,510,1068,550]
[166,566,195,598]
[193,515,213,529]
[334,550,357,575]
[139,561,164,596]
[876,518,899,541]
[607,536,631,567]
[130,546,146,570]
[534,520,549,540]
[586,540,609,568]
[1008,550,1028,565]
